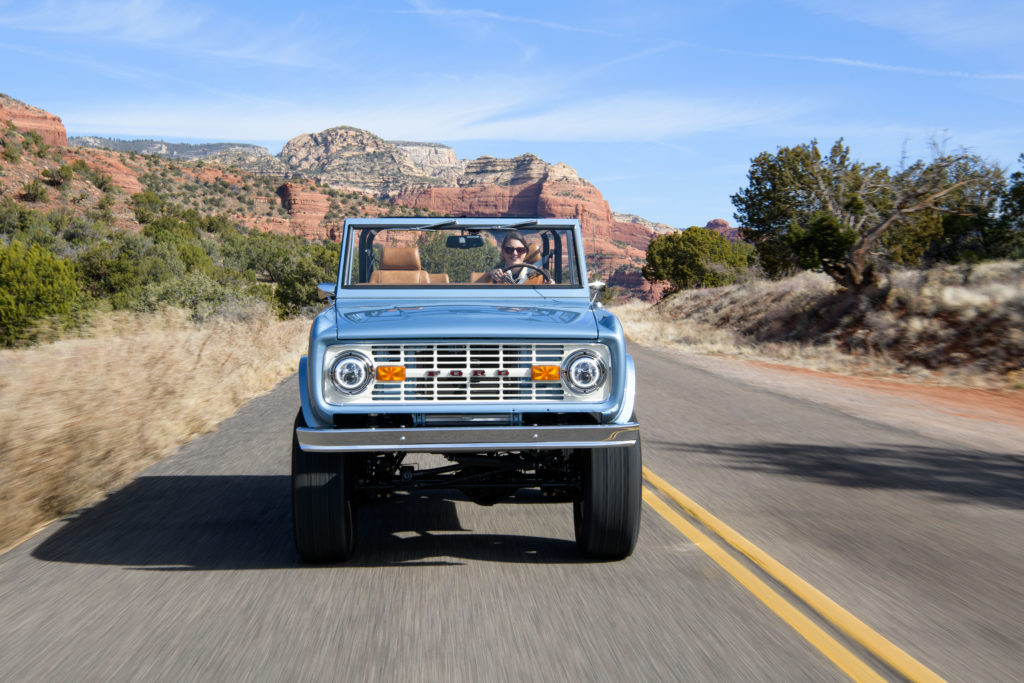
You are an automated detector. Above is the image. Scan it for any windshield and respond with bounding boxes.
[343,225,582,287]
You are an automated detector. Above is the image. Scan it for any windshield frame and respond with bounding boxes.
[336,218,590,300]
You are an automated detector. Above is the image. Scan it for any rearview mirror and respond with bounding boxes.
[446,234,484,249]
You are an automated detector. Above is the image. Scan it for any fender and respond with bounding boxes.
[298,355,318,428]
[610,354,636,424]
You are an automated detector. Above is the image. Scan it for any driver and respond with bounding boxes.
[490,231,551,284]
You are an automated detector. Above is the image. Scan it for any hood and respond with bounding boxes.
[334,301,598,341]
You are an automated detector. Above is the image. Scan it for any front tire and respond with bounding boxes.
[573,430,642,559]
[292,410,357,563]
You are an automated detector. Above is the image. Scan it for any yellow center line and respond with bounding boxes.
[643,466,946,683]
[642,488,885,682]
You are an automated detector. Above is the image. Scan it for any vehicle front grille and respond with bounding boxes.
[369,343,565,402]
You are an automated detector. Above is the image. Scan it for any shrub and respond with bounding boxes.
[643,227,754,293]
[0,241,86,345]
[129,190,164,224]
[20,179,49,202]
[21,130,50,157]
[42,164,74,187]
[70,159,114,191]
[2,137,22,162]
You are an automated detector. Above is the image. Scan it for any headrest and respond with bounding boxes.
[378,247,422,270]
[526,243,542,264]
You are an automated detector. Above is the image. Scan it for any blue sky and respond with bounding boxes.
[2,1,1023,228]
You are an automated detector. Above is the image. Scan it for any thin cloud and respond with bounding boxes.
[59,87,807,146]
[399,1,614,36]
[0,0,324,67]
[694,42,1024,81]
[0,0,205,42]
[795,0,1024,49]
[450,94,803,141]
[761,53,1024,81]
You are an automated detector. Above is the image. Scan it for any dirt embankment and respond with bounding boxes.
[615,261,1024,386]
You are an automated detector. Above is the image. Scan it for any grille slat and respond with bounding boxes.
[369,343,566,402]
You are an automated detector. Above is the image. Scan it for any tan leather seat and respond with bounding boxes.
[428,272,450,284]
[369,247,429,284]
[526,243,542,264]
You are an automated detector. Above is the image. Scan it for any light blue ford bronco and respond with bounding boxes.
[293,218,641,562]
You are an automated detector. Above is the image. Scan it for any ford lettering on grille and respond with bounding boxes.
[370,343,565,402]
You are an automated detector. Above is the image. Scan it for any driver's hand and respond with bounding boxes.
[490,268,506,282]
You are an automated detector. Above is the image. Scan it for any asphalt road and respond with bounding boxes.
[2,344,1021,681]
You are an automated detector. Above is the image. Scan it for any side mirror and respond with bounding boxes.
[589,280,606,306]
[317,282,336,302]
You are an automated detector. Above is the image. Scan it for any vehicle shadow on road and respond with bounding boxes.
[31,476,585,569]
[661,441,1024,508]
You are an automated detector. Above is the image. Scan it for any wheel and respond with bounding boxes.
[291,409,357,563]
[573,430,642,559]
[501,262,552,283]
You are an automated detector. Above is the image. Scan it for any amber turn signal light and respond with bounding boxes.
[376,366,406,382]
[531,365,560,381]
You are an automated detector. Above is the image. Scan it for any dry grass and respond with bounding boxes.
[0,306,309,550]
[614,260,1024,386]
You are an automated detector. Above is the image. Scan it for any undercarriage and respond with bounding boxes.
[352,449,581,503]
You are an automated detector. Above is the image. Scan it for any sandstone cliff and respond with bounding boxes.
[0,94,67,147]
[705,218,742,242]
[278,126,445,195]
[390,140,465,182]
[392,153,664,298]
[613,211,676,235]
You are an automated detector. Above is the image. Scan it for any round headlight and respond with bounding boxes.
[330,352,373,394]
[563,351,606,394]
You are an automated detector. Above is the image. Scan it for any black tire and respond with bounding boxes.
[573,430,642,559]
[292,409,357,563]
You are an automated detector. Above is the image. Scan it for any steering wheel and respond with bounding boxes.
[500,262,552,284]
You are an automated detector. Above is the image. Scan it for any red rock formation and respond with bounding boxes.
[0,95,68,147]
[279,182,331,240]
[64,148,143,195]
[394,176,661,298]
[607,268,669,301]
[705,218,742,242]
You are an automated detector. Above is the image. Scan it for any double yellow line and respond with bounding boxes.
[642,466,945,683]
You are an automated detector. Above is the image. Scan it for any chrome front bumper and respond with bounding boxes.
[295,422,639,453]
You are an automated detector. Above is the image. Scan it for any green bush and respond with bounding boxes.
[70,159,114,191]
[0,240,86,345]
[20,179,49,202]
[1,138,22,162]
[129,190,164,224]
[643,228,754,293]
[21,130,50,158]
[42,165,74,187]
[76,232,151,300]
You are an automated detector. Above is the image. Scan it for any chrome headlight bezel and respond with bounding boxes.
[562,350,607,395]
[329,351,374,395]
